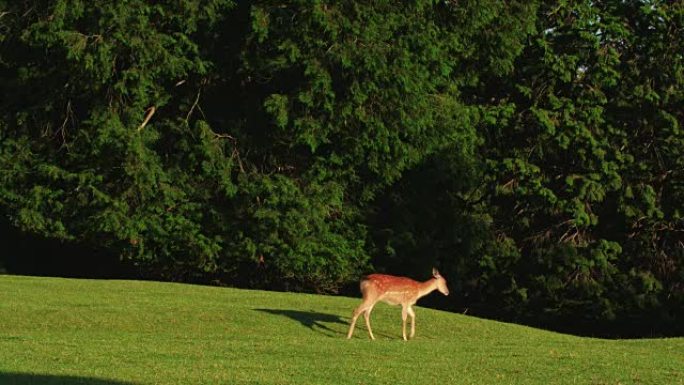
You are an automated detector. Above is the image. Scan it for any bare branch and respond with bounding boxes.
[185,89,201,123]
[138,106,156,131]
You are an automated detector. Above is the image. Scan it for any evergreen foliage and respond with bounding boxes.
[1,0,682,334]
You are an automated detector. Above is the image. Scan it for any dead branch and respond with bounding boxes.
[56,100,74,147]
[185,89,201,123]
[138,106,156,131]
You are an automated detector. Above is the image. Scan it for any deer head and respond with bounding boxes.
[432,268,449,296]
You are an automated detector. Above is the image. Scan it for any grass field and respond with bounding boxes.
[0,275,682,385]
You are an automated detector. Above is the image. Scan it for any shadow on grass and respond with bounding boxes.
[254,308,396,339]
[0,373,134,385]
[254,308,348,336]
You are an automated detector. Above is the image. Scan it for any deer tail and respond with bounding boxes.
[360,277,372,295]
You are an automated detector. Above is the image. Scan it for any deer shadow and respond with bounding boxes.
[254,308,347,336]
[254,308,394,339]
[0,373,135,385]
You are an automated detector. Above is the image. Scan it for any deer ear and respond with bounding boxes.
[432,268,441,278]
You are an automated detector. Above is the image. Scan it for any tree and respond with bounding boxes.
[1,1,537,291]
[471,0,683,333]
[2,1,681,335]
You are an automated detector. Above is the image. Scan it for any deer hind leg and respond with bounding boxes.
[407,306,416,339]
[363,305,376,340]
[346,304,363,339]
[347,299,375,339]
[401,305,409,341]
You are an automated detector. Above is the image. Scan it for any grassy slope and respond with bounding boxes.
[0,276,682,385]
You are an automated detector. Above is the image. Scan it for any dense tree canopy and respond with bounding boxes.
[1,0,682,335]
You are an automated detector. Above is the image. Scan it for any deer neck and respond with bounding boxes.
[417,278,439,299]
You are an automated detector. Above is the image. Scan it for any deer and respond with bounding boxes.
[346,268,449,341]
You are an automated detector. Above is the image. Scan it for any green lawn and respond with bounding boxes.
[0,275,682,385]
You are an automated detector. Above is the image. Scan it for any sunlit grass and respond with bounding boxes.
[1,275,682,385]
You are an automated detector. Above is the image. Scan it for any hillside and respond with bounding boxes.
[0,276,682,385]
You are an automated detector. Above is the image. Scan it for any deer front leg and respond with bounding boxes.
[401,305,408,341]
[407,306,416,339]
